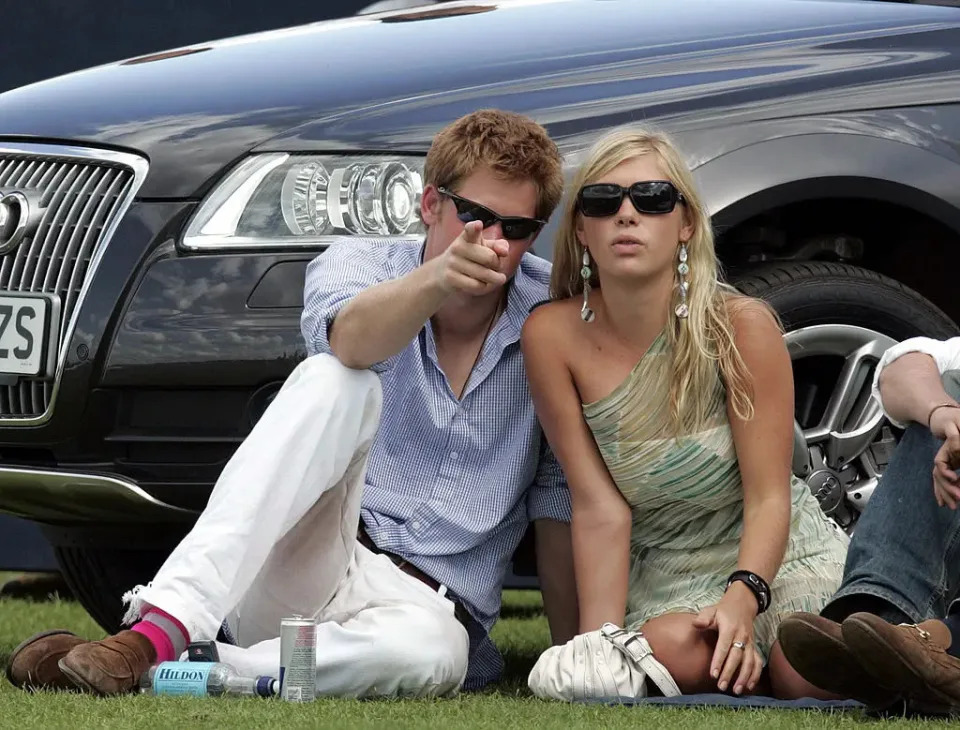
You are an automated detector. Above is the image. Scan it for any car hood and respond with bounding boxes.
[1,0,958,198]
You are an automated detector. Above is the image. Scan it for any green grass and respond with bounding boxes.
[0,581,954,728]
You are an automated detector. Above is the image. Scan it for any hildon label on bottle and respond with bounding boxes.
[152,661,213,696]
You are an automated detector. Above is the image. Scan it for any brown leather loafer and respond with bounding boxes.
[58,629,157,695]
[777,612,897,708]
[844,612,960,715]
[6,629,86,692]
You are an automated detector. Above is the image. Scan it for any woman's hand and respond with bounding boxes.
[692,582,763,695]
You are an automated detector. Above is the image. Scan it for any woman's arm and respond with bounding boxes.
[696,298,794,694]
[521,306,633,632]
[727,299,794,591]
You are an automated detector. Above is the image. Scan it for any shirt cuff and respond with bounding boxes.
[871,336,960,428]
[528,484,572,523]
[303,300,345,357]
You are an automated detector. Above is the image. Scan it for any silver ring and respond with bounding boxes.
[732,641,746,650]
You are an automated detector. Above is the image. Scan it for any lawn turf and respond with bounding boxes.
[0,582,953,729]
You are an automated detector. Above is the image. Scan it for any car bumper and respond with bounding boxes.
[0,465,194,523]
[0,199,316,522]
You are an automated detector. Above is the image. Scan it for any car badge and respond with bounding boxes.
[0,191,31,255]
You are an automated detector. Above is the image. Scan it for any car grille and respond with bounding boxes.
[0,144,147,421]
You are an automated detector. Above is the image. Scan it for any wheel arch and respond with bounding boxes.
[696,132,960,237]
[694,132,960,325]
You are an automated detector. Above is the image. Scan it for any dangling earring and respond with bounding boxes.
[675,243,690,319]
[580,249,595,323]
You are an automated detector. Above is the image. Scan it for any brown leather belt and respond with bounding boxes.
[357,524,472,630]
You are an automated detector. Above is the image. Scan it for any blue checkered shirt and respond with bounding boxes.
[300,238,571,690]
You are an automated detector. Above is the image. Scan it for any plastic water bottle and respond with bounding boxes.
[140,661,279,698]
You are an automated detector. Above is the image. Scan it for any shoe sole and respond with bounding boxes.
[5,629,77,691]
[843,615,960,716]
[778,616,896,708]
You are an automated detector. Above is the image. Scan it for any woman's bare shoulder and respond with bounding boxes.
[522,297,581,342]
[724,293,781,335]
[721,294,789,374]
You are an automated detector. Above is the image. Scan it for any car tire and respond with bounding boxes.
[54,545,170,633]
[731,261,957,339]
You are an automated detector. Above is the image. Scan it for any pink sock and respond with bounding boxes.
[131,608,190,663]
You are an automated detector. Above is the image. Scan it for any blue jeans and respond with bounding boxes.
[822,372,960,624]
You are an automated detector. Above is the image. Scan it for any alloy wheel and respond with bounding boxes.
[786,324,899,531]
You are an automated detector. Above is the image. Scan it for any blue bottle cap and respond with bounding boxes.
[256,676,278,697]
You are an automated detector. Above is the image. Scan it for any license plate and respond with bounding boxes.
[0,293,59,377]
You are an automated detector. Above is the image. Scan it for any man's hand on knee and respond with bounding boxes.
[933,416,960,509]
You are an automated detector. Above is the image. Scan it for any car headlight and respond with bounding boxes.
[181,153,425,250]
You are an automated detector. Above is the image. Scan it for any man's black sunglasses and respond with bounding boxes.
[578,180,685,217]
[438,186,545,241]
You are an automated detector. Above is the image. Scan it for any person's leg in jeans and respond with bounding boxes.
[778,372,960,705]
[824,370,960,623]
[822,421,960,625]
[829,372,960,713]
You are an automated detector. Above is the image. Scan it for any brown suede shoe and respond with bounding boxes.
[844,612,960,715]
[777,612,897,708]
[6,630,86,692]
[57,629,156,695]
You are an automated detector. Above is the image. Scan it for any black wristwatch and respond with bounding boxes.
[726,570,771,614]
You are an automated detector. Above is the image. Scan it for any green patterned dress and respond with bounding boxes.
[581,331,849,661]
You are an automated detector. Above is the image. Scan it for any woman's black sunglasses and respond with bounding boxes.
[438,186,545,241]
[578,180,685,217]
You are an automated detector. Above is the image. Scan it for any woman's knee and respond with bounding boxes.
[641,614,717,694]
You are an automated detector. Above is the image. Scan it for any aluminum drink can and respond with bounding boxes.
[279,615,316,702]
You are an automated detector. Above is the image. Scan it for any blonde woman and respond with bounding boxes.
[521,128,849,698]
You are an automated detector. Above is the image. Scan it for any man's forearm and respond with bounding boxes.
[879,352,954,427]
[330,261,448,369]
[534,519,579,645]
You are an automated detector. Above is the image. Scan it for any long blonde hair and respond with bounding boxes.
[552,127,763,434]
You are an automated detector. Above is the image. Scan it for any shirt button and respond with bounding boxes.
[450,452,459,461]
[412,520,422,530]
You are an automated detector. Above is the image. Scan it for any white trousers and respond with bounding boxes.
[123,354,470,698]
